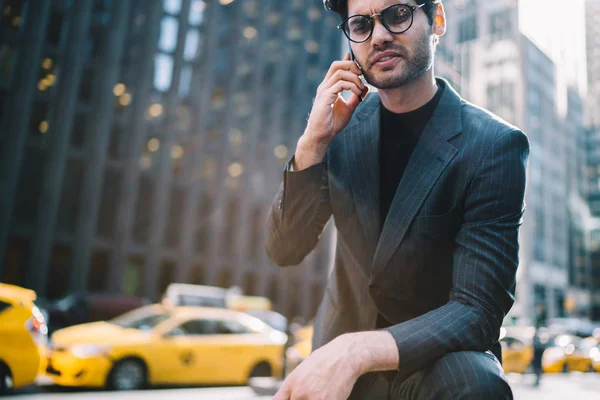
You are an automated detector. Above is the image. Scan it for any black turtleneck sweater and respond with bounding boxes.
[376,83,444,329]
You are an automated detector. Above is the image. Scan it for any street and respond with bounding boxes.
[6,373,600,399]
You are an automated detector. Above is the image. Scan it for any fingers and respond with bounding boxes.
[323,70,366,93]
[273,382,291,400]
[323,58,362,82]
[343,51,351,61]
[328,80,365,99]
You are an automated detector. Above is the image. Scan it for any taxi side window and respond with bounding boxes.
[0,300,10,314]
[174,319,252,336]
[216,319,251,334]
[178,319,219,335]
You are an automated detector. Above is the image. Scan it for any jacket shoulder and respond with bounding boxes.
[460,100,522,139]
[458,101,530,163]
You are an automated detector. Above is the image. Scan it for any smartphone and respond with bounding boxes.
[349,41,369,102]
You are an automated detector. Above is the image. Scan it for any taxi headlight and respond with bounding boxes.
[70,344,111,359]
[542,347,565,365]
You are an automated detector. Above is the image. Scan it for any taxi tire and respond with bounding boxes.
[0,362,12,395]
[249,361,272,381]
[106,358,148,391]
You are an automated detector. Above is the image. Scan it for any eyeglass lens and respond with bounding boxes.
[344,4,414,42]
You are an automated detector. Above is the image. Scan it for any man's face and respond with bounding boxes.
[346,0,437,89]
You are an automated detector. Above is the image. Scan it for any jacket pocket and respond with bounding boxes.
[415,207,457,240]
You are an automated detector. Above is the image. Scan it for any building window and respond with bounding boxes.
[96,168,122,239]
[190,264,205,285]
[216,268,232,288]
[133,174,155,244]
[195,192,213,253]
[57,158,84,234]
[458,15,478,43]
[159,16,179,53]
[163,0,182,15]
[46,245,71,300]
[189,1,205,26]
[123,256,144,296]
[164,186,185,248]
[88,250,110,292]
[243,272,257,296]
[489,9,512,42]
[14,147,45,226]
[154,53,173,92]
[2,237,29,285]
[158,260,176,297]
[221,198,239,259]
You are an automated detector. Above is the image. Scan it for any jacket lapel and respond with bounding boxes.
[372,79,463,273]
[344,95,381,262]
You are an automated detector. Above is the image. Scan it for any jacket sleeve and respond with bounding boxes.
[384,129,530,378]
[265,156,332,267]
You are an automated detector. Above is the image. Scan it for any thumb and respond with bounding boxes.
[346,94,362,112]
[272,383,291,400]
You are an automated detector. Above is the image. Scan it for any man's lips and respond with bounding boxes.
[371,51,404,65]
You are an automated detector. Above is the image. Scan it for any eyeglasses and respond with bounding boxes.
[337,3,426,43]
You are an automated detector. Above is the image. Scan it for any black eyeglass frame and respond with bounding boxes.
[337,3,426,43]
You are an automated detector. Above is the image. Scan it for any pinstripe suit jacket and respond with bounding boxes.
[266,78,530,380]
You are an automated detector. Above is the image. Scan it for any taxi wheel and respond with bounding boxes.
[107,358,147,391]
[0,363,12,395]
[249,362,272,380]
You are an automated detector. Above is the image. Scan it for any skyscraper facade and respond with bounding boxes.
[436,0,593,322]
[0,0,342,321]
[585,0,600,319]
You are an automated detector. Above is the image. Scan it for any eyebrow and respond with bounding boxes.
[349,2,414,16]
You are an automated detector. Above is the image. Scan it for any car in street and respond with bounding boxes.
[499,334,534,374]
[543,334,594,373]
[0,283,48,394]
[44,304,287,390]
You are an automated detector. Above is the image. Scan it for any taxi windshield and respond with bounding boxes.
[110,306,171,331]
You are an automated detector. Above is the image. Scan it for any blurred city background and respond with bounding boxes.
[1,0,600,398]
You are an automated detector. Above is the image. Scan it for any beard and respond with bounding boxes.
[361,31,436,90]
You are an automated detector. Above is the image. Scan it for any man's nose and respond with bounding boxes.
[370,19,394,48]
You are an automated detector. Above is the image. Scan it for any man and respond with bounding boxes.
[266,0,529,399]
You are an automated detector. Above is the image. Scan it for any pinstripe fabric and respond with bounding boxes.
[389,351,512,399]
[265,78,529,398]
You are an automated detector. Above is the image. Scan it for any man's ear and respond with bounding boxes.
[433,3,446,37]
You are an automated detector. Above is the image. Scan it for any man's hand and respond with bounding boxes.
[273,331,398,400]
[273,334,363,400]
[293,52,368,171]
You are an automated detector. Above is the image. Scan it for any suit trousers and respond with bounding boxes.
[349,351,513,400]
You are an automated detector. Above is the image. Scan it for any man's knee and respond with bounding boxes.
[430,351,512,399]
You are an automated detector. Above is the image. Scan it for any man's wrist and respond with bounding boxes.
[341,331,400,376]
[294,135,329,170]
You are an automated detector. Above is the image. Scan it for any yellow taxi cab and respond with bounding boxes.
[499,335,533,374]
[542,334,593,373]
[0,283,48,394]
[44,305,287,390]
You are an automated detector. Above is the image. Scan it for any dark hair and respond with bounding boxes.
[323,0,442,25]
